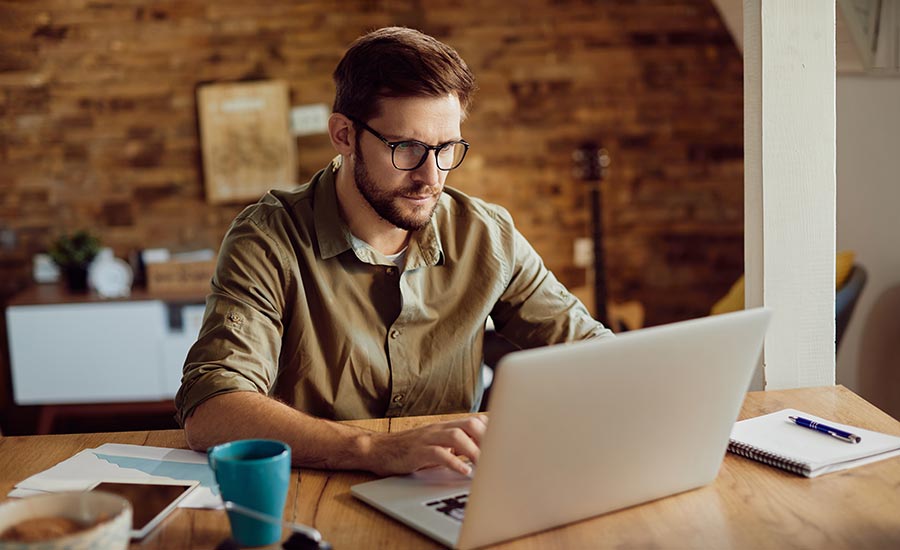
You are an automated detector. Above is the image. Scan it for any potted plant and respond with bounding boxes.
[48,230,101,292]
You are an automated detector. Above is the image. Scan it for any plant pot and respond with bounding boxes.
[62,265,90,292]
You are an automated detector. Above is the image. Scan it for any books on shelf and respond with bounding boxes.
[728,408,900,478]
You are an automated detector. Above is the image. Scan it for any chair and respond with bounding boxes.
[479,329,520,411]
[836,264,867,351]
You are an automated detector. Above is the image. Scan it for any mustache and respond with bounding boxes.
[398,183,442,197]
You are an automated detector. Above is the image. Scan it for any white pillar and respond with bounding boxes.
[743,0,837,389]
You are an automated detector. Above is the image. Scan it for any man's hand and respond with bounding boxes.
[365,415,488,477]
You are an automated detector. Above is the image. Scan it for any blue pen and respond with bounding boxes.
[788,416,861,444]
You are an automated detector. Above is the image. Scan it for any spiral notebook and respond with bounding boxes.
[728,409,900,477]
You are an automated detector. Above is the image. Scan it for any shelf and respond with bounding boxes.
[7,283,208,307]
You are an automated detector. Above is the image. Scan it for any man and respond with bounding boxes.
[176,27,611,477]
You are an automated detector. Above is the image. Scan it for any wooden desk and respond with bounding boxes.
[0,386,898,549]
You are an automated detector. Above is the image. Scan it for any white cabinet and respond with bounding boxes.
[4,286,205,405]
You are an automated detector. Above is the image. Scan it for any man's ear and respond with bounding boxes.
[328,113,354,156]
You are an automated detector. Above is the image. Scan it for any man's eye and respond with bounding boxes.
[395,142,414,151]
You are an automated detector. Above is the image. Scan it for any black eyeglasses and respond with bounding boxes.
[347,115,469,171]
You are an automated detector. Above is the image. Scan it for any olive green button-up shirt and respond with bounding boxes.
[175,160,612,425]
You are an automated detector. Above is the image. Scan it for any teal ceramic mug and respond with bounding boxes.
[208,439,291,547]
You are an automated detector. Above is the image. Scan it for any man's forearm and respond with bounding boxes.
[184,390,488,476]
[183,391,374,471]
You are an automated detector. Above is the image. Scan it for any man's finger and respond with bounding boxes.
[428,426,480,465]
[442,416,488,445]
[432,446,472,476]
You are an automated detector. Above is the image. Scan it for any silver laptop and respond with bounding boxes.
[352,308,771,549]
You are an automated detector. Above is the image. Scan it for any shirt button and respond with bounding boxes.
[390,329,400,339]
[392,394,404,403]
[386,267,396,275]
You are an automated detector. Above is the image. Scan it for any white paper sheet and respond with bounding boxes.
[9,443,222,509]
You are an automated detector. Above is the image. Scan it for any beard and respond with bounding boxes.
[353,144,441,231]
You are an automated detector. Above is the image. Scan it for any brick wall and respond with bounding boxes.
[0,0,744,327]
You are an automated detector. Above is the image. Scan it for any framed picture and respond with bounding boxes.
[197,80,296,204]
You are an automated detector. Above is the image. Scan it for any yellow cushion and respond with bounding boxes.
[711,276,745,315]
[710,251,856,315]
[835,250,855,289]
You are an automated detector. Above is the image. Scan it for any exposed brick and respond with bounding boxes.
[0,0,744,328]
[94,200,129,226]
[31,24,69,40]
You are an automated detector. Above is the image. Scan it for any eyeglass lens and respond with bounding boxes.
[393,141,467,171]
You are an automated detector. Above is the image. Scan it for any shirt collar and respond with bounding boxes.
[314,158,355,260]
[407,215,443,270]
[313,157,444,269]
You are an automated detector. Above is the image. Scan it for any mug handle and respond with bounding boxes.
[208,449,217,472]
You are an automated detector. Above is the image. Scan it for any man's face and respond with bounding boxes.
[352,94,463,231]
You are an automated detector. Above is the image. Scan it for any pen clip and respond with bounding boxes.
[826,431,857,443]
[831,431,862,444]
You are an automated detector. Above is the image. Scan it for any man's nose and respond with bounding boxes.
[411,151,442,185]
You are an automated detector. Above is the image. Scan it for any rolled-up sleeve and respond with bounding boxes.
[174,213,289,426]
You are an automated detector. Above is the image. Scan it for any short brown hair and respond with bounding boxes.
[333,27,476,122]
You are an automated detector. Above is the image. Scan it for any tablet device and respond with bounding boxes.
[88,479,199,539]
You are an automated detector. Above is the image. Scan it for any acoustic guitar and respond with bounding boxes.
[572,141,645,332]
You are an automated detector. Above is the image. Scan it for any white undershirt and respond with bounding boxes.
[350,233,408,270]
[383,247,408,268]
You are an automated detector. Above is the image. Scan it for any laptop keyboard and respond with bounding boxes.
[424,493,469,522]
